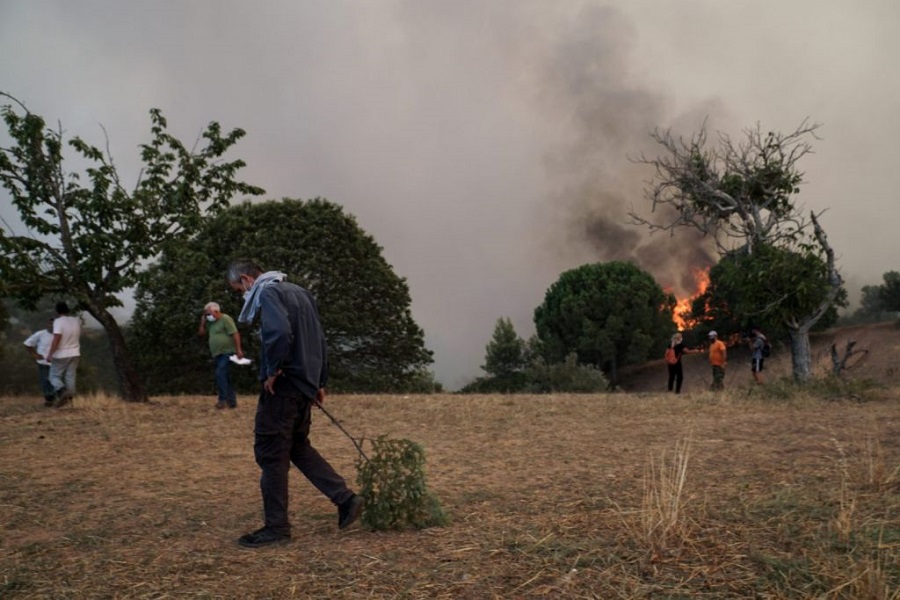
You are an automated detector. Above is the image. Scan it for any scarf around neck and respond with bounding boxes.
[237,271,286,324]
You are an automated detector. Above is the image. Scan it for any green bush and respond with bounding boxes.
[745,375,882,402]
[525,353,609,393]
[458,372,530,394]
[356,436,447,530]
[458,354,610,394]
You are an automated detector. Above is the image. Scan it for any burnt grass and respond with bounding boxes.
[1,386,899,599]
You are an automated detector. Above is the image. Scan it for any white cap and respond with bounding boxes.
[708,331,717,338]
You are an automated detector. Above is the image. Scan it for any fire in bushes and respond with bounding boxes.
[667,267,710,331]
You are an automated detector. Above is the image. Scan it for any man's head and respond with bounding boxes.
[708,331,718,340]
[55,302,70,315]
[227,258,264,295]
[46,318,54,331]
[204,302,221,319]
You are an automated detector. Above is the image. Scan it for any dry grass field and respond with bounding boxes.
[2,383,899,599]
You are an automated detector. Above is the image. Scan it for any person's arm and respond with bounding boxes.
[198,313,207,336]
[23,338,41,361]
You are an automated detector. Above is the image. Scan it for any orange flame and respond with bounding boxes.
[672,267,710,331]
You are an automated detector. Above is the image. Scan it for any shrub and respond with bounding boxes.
[525,353,610,393]
[356,436,447,530]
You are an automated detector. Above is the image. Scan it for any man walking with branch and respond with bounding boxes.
[227,258,363,548]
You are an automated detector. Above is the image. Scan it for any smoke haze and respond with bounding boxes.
[1,1,898,388]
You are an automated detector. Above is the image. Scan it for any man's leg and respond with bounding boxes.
[48,360,65,398]
[290,398,362,530]
[49,358,77,406]
[38,364,55,406]
[62,357,79,396]
[252,391,294,536]
[224,357,237,408]
[214,355,230,407]
[711,366,725,390]
[752,359,764,384]
[214,353,236,407]
[289,398,354,506]
[667,365,675,392]
[674,363,684,394]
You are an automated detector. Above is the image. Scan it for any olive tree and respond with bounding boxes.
[631,121,843,381]
[0,92,264,401]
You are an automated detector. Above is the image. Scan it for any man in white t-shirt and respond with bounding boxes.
[46,302,82,407]
[24,317,56,406]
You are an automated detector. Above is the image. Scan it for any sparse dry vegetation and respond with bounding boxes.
[2,387,899,599]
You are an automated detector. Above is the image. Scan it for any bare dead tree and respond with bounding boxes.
[630,119,821,254]
[831,340,869,377]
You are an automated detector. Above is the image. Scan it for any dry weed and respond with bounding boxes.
[641,435,693,551]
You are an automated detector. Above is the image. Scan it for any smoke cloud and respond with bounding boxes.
[1,1,897,389]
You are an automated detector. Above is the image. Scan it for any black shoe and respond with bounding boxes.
[338,494,364,530]
[227,404,237,409]
[237,527,291,548]
[44,396,55,407]
[54,390,73,408]
[215,402,226,410]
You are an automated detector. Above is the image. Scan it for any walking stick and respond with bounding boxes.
[313,401,370,464]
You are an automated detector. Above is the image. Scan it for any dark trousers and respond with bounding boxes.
[254,391,352,534]
[37,364,55,401]
[214,354,236,406]
[667,363,683,393]
[711,366,725,390]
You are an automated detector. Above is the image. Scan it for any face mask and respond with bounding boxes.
[206,315,216,322]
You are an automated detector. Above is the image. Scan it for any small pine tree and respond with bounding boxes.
[482,317,527,378]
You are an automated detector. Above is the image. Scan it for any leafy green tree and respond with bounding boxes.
[632,121,843,381]
[482,317,527,378]
[0,92,263,401]
[858,284,886,318]
[879,271,900,312]
[849,271,900,323]
[691,243,845,344]
[130,198,434,394]
[533,261,674,386]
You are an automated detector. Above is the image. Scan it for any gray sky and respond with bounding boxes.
[2,1,898,389]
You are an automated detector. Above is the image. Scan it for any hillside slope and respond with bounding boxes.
[618,320,900,394]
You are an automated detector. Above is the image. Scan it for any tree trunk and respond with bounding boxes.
[88,306,148,402]
[784,212,843,384]
[787,324,813,382]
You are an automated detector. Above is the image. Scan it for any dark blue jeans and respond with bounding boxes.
[37,364,54,400]
[214,354,236,406]
[254,391,352,534]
